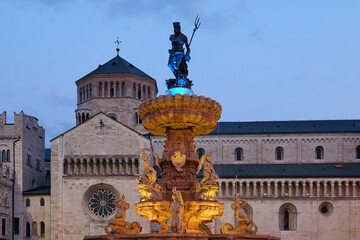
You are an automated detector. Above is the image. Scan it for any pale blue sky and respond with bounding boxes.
[1,0,360,147]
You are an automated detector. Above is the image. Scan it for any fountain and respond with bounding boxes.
[84,19,280,240]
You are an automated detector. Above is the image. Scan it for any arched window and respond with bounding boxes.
[110,83,114,97]
[1,150,5,162]
[235,148,243,161]
[279,203,297,231]
[196,148,205,159]
[81,113,85,123]
[32,222,37,236]
[356,146,360,159]
[26,198,30,207]
[98,83,102,97]
[121,82,126,97]
[275,147,283,160]
[135,112,139,124]
[86,113,90,120]
[4,194,9,207]
[316,146,324,159]
[6,150,10,162]
[26,222,31,237]
[40,222,45,237]
[107,113,118,121]
[133,83,136,98]
[243,203,253,220]
[137,85,142,99]
[40,198,45,206]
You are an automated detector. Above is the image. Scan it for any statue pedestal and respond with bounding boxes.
[84,233,280,240]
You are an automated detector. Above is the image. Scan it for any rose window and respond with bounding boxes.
[88,189,117,218]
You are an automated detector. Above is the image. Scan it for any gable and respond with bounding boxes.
[56,113,149,156]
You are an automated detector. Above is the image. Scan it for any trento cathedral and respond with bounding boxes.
[1,50,360,240]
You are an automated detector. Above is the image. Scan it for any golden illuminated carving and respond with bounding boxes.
[183,201,224,233]
[134,94,224,234]
[167,187,185,233]
[196,156,219,201]
[171,151,186,172]
[139,94,222,137]
[135,201,170,233]
[136,154,161,202]
[221,195,258,235]
[105,195,142,235]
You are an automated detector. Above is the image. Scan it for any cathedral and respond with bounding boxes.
[1,50,360,240]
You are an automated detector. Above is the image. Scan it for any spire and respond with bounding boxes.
[114,37,121,56]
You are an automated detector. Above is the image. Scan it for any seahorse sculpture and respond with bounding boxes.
[221,195,258,235]
[105,195,142,235]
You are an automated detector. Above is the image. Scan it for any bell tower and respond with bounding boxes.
[75,45,158,134]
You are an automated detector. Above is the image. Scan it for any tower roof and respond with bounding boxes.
[79,55,155,81]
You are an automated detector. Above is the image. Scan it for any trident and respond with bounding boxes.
[189,15,201,47]
[176,16,201,81]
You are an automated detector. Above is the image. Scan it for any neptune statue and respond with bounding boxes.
[166,17,200,94]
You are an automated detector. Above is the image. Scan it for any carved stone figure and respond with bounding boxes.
[167,187,184,233]
[105,195,142,235]
[196,155,219,201]
[171,151,186,172]
[199,155,219,185]
[221,195,258,235]
[136,154,161,201]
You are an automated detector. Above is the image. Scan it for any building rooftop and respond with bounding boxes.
[155,163,360,179]
[23,186,51,195]
[209,120,360,135]
[79,55,154,81]
[210,163,360,179]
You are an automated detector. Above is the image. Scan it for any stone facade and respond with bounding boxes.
[151,133,360,239]
[4,53,358,240]
[0,111,47,240]
[75,72,157,134]
[0,165,13,240]
[50,113,152,240]
[152,133,360,164]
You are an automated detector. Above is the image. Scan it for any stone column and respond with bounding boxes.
[81,158,86,175]
[274,182,278,197]
[295,183,300,197]
[260,182,264,197]
[352,183,356,197]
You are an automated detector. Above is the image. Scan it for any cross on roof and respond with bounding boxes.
[114,37,121,56]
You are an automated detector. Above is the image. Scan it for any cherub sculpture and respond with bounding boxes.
[105,195,142,235]
[167,187,184,233]
[198,155,219,185]
[136,154,161,201]
[195,155,219,201]
[221,195,258,235]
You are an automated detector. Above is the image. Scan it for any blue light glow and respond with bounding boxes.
[166,87,194,95]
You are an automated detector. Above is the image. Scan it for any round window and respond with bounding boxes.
[88,189,117,218]
[318,202,334,216]
[83,184,119,220]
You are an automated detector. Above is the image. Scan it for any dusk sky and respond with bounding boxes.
[1,0,360,147]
